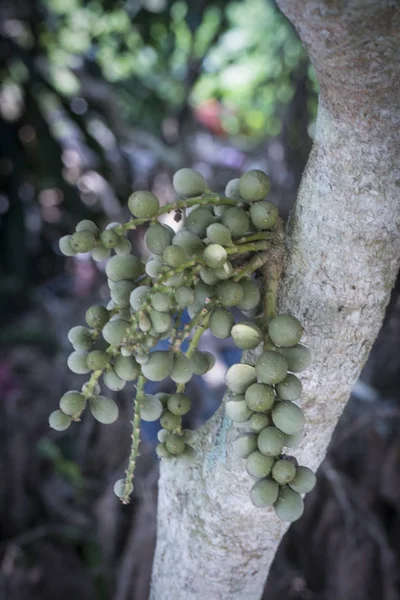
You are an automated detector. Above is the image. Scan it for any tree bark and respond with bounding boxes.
[150,2,400,598]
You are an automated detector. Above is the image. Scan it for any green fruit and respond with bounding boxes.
[138,313,151,332]
[110,280,135,307]
[165,434,186,455]
[276,374,302,401]
[163,245,186,268]
[190,350,214,375]
[89,396,119,424]
[246,451,275,478]
[245,383,275,412]
[150,310,172,334]
[113,478,133,498]
[216,280,244,307]
[272,459,296,484]
[67,351,90,374]
[68,326,92,351]
[199,266,219,285]
[206,223,233,247]
[141,350,174,382]
[91,246,110,262]
[173,168,206,197]
[128,191,159,218]
[268,314,303,347]
[284,430,305,449]
[171,354,193,384]
[224,178,241,200]
[248,413,270,433]
[250,479,279,508]
[187,301,203,319]
[155,443,172,458]
[115,238,132,255]
[239,170,270,202]
[167,393,191,416]
[257,426,285,456]
[226,397,252,422]
[277,344,311,373]
[145,257,164,277]
[102,319,129,345]
[209,307,234,339]
[151,292,172,312]
[160,410,182,430]
[59,235,75,256]
[140,395,164,422]
[221,207,250,237]
[49,409,72,431]
[76,219,99,234]
[155,393,170,407]
[255,350,288,385]
[249,201,278,230]
[103,368,126,391]
[237,279,261,311]
[145,223,173,255]
[85,305,109,329]
[185,207,214,237]
[130,285,151,311]
[194,281,215,305]
[59,391,86,416]
[87,350,109,371]
[100,228,120,249]
[106,255,144,282]
[289,466,316,494]
[271,401,305,435]
[113,356,139,381]
[214,205,228,218]
[70,230,96,253]
[157,428,169,442]
[172,230,203,257]
[225,363,257,394]
[81,381,101,397]
[274,486,304,522]
[163,273,184,288]
[232,433,257,458]
[231,321,263,349]
[203,244,227,269]
[215,260,233,280]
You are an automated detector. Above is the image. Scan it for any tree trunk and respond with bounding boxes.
[150,2,400,598]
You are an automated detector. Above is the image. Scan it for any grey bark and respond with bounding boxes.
[150,2,400,599]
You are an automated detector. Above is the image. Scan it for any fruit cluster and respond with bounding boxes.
[53,167,315,515]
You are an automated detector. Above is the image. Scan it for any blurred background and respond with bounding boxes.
[1,1,399,599]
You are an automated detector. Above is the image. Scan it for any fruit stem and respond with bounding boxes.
[261,218,285,345]
[121,374,145,504]
[226,241,270,256]
[234,232,273,244]
[233,251,269,282]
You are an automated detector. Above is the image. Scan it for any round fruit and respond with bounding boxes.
[157,428,169,442]
[190,350,214,375]
[209,308,234,339]
[85,305,109,330]
[100,228,120,249]
[215,261,233,280]
[110,280,135,307]
[164,273,184,288]
[102,319,129,346]
[271,401,305,435]
[245,383,275,412]
[163,245,186,268]
[171,354,193,384]
[76,219,99,234]
[81,381,101,397]
[277,345,312,373]
[289,466,316,494]
[274,486,304,522]
[172,230,203,257]
[203,244,227,269]
[115,238,132,255]
[70,230,96,253]
[138,313,151,332]
[257,426,285,457]
[150,310,172,334]
[255,350,288,385]
[175,286,195,308]
[165,434,186,455]
[187,301,203,319]
[246,451,275,478]
[59,391,86,416]
[249,201,278,230]
[155,443,172,458]
[225,364,257,394]
[67,351,90,374]
[103,368,126,391]
[145,223,172,255]
[87,350,109,371]
[194,281,215,305]
[130,286,151,311]
[250,478,279,508]
[167,393,191,416]
[113,478,133,498]
[145,257,163,278]
[160,410,181,430]
[199,266,219,285]
[225,398,252,423]
[216,280,244,307]
[49,409,72,431]
[172,168,206,197]
[221,207,250,237]
[141,350,174,382]
[89,396,119,424]
[231,321,263,349]
[239,170,270,202]
[284,430,305,449]
[268,314,303,347]
[224,178,241,201]
[272,459,296,484]
[151,292,172,313]
[232,433,257,458]
[59,235,75,256]
[276,374,302,401]
[91,246,110,262]
[128,191,159,218]
[68,326,92,351]
[206,223,233,247]
[114,355,140,381]
[185,207,214,237]
[140,395,164,422]
[106,255,144,282]
[249,413,270,433]
[237,280,261,311]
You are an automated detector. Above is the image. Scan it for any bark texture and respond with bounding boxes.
[150,2,400,599]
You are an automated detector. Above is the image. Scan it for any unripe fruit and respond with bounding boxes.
[289,466,316,494]
[231,321,263,349]
[274,486,304,522]
[81,381,101,397]
[115,238,132,255]
[89,396,119,424]
[151,292,172,312]
[85,305,109,330]
[187,301,203,319]
[233,433,257,458]
[175,286,195,308]
[102,319,129,346]
[206,223,233,247]
[164,272,184,288]
[155,393,170,407]
[225,396,252,422]
[160,410,182,430]
[114,478,133,498]
[87,350,109,371]
[215,260,233,280]
[276,374,302,401]
[172,168,206,197]
[100,228,120,249]
[257,426,285,457]
[245,383,275,412]
[145,223,172,255]
[209,307,234,339]
[268,314,303,347]
[277,344,311,373]
[165,434,186,455]
[91,246,110,262]
[249,201,278,230]
[141,350,174,382]
[199,266,219,285]
[70,230,96,253]
[68,326,92,351]
[140,395,164,422]
[190,350,214,375]
[255,350,288,385]
[239,169,270,202]
[237,279,261,311]
[145,257,163,277]
[172,230,203,257]
[150,310,172,334]
[194,281,215,306]
[163,245,186,268]
[156,443,172,458]
[225,363,257,394]
[272,459,296,485]
[110,280,135,307]
[185,207,214,237]
[271,401,305,435]
[106,255,144,282]
[249,413,270,433]
[114,355,140,381]
[224,178,241,201]
[59,235,75,256]
[171,354,193,384]
[250,478,279,508]
[59,391,86,416]
[221,207,250,237]
[76,219,99,235]
[203,244,227,269]
[103,368,126,391]
[167,393,191,416]
[246,451,275,479]
[49,409,72,431]
[130,285,151,311]
[128,191,159,218]
[67,351,91,374]
[284,430,305,449]
[216,280,244,307]
[157,428,169,442]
